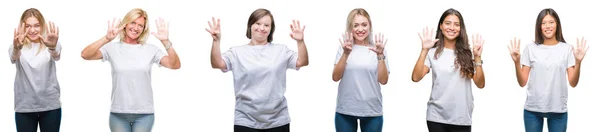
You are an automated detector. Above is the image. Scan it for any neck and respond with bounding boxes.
[443,38,456,49]
[543,38,558,45]
[354,39,368,46]
[249,39,268,45]
[124,37,139,44]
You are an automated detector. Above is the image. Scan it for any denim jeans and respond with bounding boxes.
[15,108,61,132]
[109,112,155,132]
[524,109,568,132]
[335,112,383,132]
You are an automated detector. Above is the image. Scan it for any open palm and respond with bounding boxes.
[13,22,26,49]
[471,34,484,57]
[419,27,438,50]
[40,21,59,48]
[152,18,169,41]
[573,37,589,61]
[369,33,388,55]
[289,20,305,41]
[339,31,353,54]
[507,37,521,62]
[106,18,125,41]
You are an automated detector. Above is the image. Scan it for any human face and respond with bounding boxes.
[541,15,557,40]
[250,15,272,43]
[125,17,145,41]
[24,16,42,41]
[440,15,461,41]
[352,15,370,42]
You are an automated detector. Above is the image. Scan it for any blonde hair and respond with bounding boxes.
[346,8,374,44]
[118,8,150,44]
[19,8,47,55]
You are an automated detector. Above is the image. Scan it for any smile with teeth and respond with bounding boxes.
[446,31,456,36]
[130,29,139,34]
[356,31,366,36]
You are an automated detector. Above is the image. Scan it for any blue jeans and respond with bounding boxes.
[524,109,567,132]
[335,112,383,132]
[109,112,155,132]
[15,108,61,132]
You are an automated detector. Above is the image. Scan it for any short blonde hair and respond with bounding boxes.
[346,8,373,44]
[119,8,150,44]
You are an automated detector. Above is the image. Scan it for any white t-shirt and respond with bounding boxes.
[100,42,166,114]
[521,42,575,113]
[221,43,298,129]
[334,45,390,117]
[9,43,62,113]
[424,47,474,126]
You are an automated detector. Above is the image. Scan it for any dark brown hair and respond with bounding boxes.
[246,8,275,42]
[433,8,474,78]
[535,8,565,44]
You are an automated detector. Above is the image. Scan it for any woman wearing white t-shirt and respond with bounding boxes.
[9,8,62,132]
[411,8,486,132]
[207,8,309,132]
[507,8,588,132]
[332,8,389,132]
[81,8,181,132]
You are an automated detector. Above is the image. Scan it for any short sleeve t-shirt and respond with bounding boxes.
[521,42,575,113]
[9,43,62,113]
[424,47,474,126]
[221,43,298,129]
[334,45,390,117]
[100,42,166,114]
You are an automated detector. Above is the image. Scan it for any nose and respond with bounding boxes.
[259,25,266,32]
[27,27,35,33]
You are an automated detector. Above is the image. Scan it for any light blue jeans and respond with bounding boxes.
[109,112,154,132]
[524,109,567,132]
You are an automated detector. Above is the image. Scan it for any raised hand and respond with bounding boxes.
[573,37,590,62]
[205,17,221,41]
[39,21,59,48]
[151,18,169,41]
[289,20,305,41]
[418,27,438,50]
[338,31,353,54]
[507,37,521,62]
[13,22,25,50]
[369,33,388,55]
[471,34,484,57]
[105,18,125,41]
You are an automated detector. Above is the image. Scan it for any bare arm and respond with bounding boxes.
[332,53,349,82]
[472,57,485,88]
[159,40,180,69]
[210,40,226,70]
[376,54,388,85]
[513,61,531,87]
[81,37,110,60]
[567,61,582,87]
[411,49,430,82]
[295,40,309,68]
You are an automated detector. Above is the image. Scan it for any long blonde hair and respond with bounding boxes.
[118,8,150,44]
[19,8,47,55]
[346,8,374,45]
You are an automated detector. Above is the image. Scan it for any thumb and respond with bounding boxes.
[38,35,46,42]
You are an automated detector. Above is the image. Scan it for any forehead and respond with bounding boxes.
[542,15,555,21]
[443,15,460,22]
[24,16,40,24]
[256,15,272,23]
[353,15,369,23]
[131,17,146,23]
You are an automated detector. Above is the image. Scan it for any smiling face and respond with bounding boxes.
[125,17,146,41]
[540,14,557,40]
[440,15,461,41]
[24,16,42,42]
[352,15,370,42]
[250,15,272,43]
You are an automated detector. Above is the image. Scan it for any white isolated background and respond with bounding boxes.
[0,0,597,131]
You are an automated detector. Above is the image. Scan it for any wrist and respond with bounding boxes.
[296,40,305,44]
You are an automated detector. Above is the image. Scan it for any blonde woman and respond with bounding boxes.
[332,8,389,132]
[81,8,181,132]
[9,8,62,132]
[208,8,309,131]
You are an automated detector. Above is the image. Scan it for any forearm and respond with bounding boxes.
[162,40,180,68]
[296,40,309,67]
[473,57,485,88]
[377,55,389,85]
[211,40,225,69]
[569,61,582,87]
[332,54,349,81]
[48,43,61,61]
[10,48,21,63]
[411,49,429,82]
[81,37,109,59]
[513,61,527,87]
